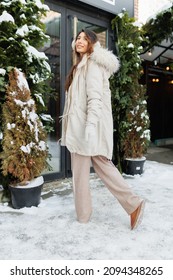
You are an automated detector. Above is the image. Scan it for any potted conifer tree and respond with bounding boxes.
[0,68,49,208]
[0,0,52,207]
[111,10,150,175]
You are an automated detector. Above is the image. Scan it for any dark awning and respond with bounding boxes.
[141,37,173,65]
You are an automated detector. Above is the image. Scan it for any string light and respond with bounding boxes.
[152,78,159,83]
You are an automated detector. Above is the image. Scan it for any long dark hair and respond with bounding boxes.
[65,29,98,92]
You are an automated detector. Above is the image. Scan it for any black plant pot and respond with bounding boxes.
[123,157,146,175]
[9,176,43,209]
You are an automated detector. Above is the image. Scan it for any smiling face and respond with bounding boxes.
[75,32,89,56]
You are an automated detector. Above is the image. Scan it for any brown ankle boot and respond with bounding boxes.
[131,200,145,230]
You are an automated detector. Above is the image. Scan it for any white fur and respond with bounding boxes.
[91,42,120,75]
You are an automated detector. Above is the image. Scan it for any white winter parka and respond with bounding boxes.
[61,42,120,159]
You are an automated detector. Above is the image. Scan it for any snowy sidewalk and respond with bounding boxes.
[0,160,173,260]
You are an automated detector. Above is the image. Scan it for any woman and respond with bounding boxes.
[61,29,145,229]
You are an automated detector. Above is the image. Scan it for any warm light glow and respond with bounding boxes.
[166,66,170,71]
[169,80,173,84]
[152,78,159,83]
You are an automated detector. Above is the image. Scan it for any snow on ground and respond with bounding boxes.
[0,160,173,260]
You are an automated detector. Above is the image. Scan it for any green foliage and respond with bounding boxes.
[111,11,150,171]
[0,0,53,185]
[122,85,150,158]
[142,5,173,49]
[0,0,51,112]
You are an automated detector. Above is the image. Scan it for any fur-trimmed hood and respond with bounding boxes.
[90,42,120,76]
[72,40,120,77]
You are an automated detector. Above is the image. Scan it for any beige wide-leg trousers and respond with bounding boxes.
[71,153,143,223]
